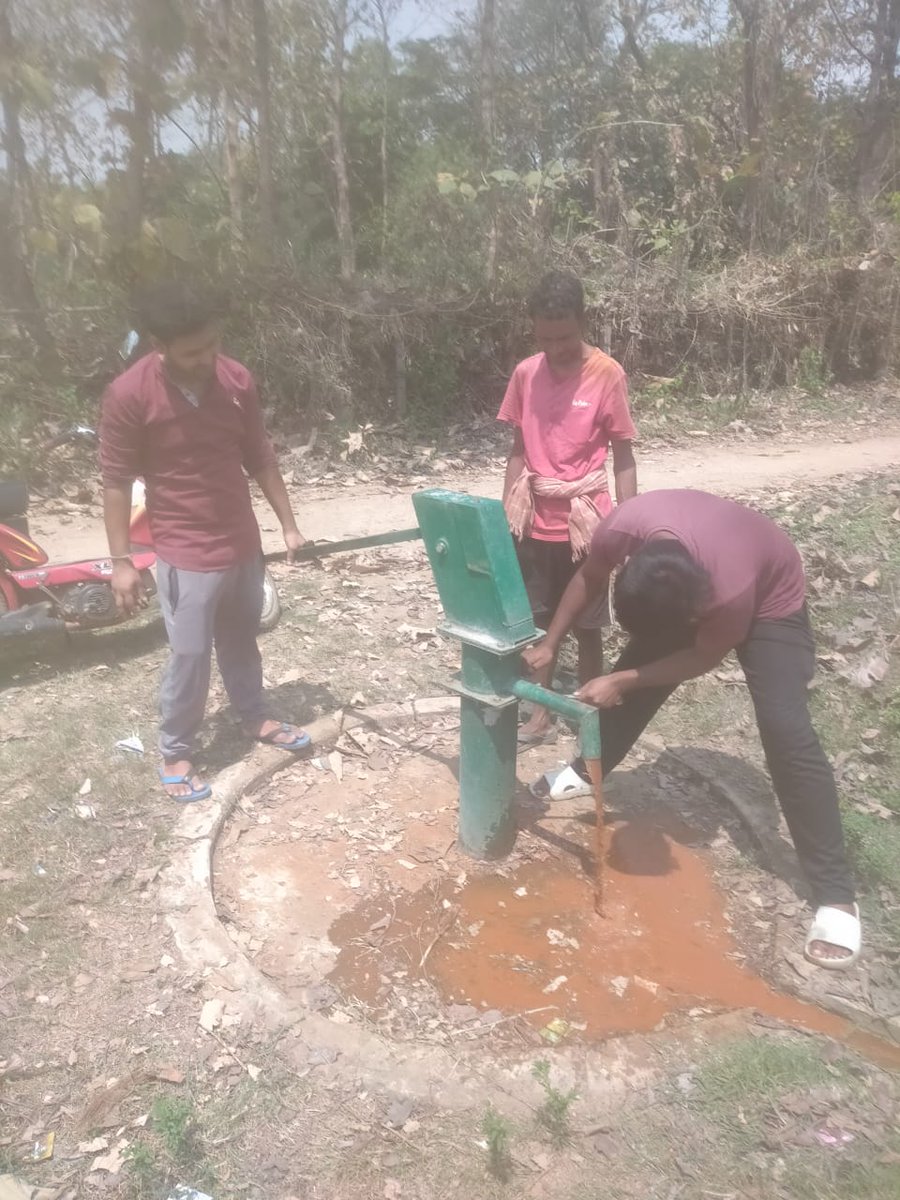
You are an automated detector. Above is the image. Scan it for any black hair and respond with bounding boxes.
[135,281,219,344]
[527,270,585,321]
[613,540,710,638]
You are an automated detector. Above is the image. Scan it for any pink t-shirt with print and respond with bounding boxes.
[497,347,636,542]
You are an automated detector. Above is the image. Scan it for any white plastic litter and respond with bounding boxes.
[115,736,145,755]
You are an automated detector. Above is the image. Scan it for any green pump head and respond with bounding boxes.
[412,488,538,653]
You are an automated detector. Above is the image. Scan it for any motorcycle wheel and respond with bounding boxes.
[259,568,282,632]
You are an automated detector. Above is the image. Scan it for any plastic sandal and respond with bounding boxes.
[159,771,212,804]
[517,727,558,747]
[530,763,594,801]
[803,903,862,970]
[255,722,311,752]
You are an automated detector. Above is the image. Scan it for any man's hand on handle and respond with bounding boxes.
[111,560,146,616]
[283,527,308,564]
[522,639,556,675]
[575,673,627,709]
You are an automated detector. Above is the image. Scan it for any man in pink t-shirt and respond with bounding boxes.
[499,270,637,743]
[523,490,860,972]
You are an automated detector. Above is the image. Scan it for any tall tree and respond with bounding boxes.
[479,0,498,286]
[219,0,244,243]
[371,0,396,264]
[479,0,497,156]
[123,1,156,241]
[0,0,62,375]
[251,0,276,258]
[857,0,900,202]
[732,0,775,246]
[322,0,356,281]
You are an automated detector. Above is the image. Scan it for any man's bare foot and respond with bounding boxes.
[159,759,210,801]
[805,902,860,967]
[518,708,556,745]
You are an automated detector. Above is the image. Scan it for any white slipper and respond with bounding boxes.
[530,764,594,802]
[803,903,862,970]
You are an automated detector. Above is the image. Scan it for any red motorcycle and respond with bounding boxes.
[0,425,282,640]
[0,436,156,634]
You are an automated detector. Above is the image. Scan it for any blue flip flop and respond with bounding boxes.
[159,771,213,804]
[256,722,312,752]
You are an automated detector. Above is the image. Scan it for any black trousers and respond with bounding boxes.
[586,608,855,907]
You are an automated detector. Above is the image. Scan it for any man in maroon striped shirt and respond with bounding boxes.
[100,283,310,802]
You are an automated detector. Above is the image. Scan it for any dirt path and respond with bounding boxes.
[28,429,900,560]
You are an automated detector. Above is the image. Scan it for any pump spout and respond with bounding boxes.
[511,679,601,761]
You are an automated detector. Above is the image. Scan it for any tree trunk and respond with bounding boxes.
[0,0,62,376]
[857,0,900,203]
[220,0,244,245]
[479,0,496,157]
[328,0,355,282]
[251,0,276,258]
[479,0,498,289]
[374,0,391,264]
[591,132,623,238]
[734,0,769,248]
[124,2,155,243]
[394,328,407,419]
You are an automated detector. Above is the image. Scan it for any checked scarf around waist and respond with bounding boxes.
[504,466,608,560]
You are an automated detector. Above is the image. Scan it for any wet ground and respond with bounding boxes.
[213,718,900,1066]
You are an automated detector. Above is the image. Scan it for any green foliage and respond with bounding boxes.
[125,1140,161,1198]
[841,807,900,890]
[796,347,830,395]
[881,688,900,736]
[531,1059,578,1145]
[777,1151,900,1200]
[405,331,463,432]
[4,0,900,437]
[152,1094,197,1162]
[123,1094,215,1200]
[480,1104,514,1181]
[691,1035,839,1149]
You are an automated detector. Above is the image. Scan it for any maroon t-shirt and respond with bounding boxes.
[100,353,277,571]
[589,490,807,654]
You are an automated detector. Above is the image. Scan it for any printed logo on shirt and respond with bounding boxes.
[572,399,592,408]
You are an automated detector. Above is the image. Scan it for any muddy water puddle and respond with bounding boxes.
[330,817,900,1065]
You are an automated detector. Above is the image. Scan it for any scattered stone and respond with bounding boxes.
[305,982,339,1012]
[198,999,225,1033]
[77,1138,109,1155]
[446,1004,479,1024]
[92,1139,129,1174]
[307,1046,340,1067]
[384,1097,414,1129]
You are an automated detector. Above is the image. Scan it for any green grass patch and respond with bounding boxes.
[841,807,900,890]
[777,1143,900,1200]
[692,1035,836,1114]
[125,1093,216,1200]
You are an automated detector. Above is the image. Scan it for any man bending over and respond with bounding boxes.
[523,489,861,971]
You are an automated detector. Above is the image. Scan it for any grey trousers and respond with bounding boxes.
[156,556,269,761]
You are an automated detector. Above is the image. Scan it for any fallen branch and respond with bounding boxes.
[418,905,459,972]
